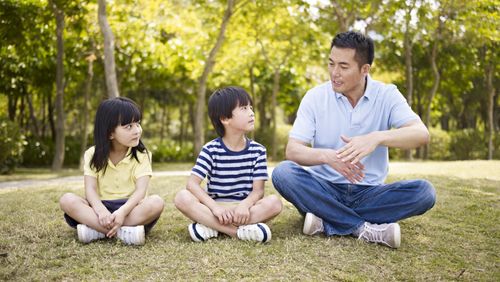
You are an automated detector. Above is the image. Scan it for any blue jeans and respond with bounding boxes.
[272,161,436,236]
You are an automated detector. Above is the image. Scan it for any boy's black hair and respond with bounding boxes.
[91,96,148,174]
[208,86,253,137]
[330,31,374,67]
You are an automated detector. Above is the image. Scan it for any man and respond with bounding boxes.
[271,31,436,248]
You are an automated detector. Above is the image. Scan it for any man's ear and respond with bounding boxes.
[362,64,371,76]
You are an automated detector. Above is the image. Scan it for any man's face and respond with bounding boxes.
[328,46,369,96]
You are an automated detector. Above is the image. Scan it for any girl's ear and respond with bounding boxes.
[109,133,115,140]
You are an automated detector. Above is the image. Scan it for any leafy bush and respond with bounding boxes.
[428,127,451,160]
[149,141,194,162]
[22,136,86,167]
[0,118,26,174]
[449,129,488,160]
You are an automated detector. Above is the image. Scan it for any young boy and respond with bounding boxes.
[174,86,282,242]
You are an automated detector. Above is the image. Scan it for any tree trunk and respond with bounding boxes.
[26,93,40,138]
[271,67,280,160]
[193,0,235,154]
[79,54,95,170]
[425,31,441,159]
[98,0,119,98]
[486,55,496,160]
[403,33,414,160]
[51,4,65,171]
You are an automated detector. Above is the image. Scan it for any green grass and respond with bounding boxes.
[0,162,499,280]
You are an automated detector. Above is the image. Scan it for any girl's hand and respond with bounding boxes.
[96,209,113,230]
[233,203,251,226]
[211,205,233,225]
[106,209,126,238]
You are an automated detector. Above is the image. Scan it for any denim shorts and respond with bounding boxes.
[64,198,159,234]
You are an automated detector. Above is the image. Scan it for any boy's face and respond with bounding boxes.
[222,103,255,134]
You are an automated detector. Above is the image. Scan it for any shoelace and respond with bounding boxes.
[358,223,385,243]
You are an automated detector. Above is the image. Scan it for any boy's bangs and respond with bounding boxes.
[118,102,142,125]
[236,91,252,107]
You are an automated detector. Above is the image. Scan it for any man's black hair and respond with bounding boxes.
[330,31,374,67]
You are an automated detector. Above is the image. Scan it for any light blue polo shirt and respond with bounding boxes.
[290,75,420,185]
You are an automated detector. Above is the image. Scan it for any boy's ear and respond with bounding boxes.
[220,117,230,125]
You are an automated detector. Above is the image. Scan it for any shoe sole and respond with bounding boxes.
[303,213,316,236]
[188,223,203,242]
[76,224,88,243]
[392,223,401,249]
[257,223,271,243]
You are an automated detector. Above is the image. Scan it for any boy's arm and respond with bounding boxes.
[84,175,112,230]
[107,175,150,237]
[233,180,265,225]
[186,174,234,225]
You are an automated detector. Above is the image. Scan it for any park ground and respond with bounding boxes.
[0,161,499,280]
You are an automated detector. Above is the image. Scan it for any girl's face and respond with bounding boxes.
[223,104,255,133]
[110,121,142,149]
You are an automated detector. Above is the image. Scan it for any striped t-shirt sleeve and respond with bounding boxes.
[191,146,213,180]
[252,146,268,180]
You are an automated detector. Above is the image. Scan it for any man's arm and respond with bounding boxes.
[286,138,364,183]
[337,119,430,164]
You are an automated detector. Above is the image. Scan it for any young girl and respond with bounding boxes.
[59,97,164,245]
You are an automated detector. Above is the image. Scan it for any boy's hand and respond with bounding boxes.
[106,209,126,238]
[211,205,233,225]
[233,203,251,225]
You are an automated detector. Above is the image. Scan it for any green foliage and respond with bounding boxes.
[149,141,195,163]
[22,136,84,167]
[256,124,292,161]
[0,117,26,174]
[428,127,451,160]
[449,129,491,160]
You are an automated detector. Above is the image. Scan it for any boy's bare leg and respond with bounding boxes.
[123,195,165,225]
[248,195,283,224]
[174,189,238,237]
[59,193,108,234]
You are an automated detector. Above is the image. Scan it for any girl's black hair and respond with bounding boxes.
[208,86,253,137]
[91,97,148,174]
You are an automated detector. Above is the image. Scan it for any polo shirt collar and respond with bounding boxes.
[107,147,133,167]
[332,75,375,100]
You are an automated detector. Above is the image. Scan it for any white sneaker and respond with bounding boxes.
[188,223,218,242]
[357,222,401,248]
[117,225,145,246]
[77,224,105,243]
[237,223,271,243]
[303,213,324,236]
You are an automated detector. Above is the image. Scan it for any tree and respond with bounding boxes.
[49,0,65,171]
[193,0,238,154]
[98,0,119,98]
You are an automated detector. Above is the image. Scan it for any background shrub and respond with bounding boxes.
[0,118,26,174]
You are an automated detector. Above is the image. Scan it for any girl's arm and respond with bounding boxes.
[84,175,113,230]
[233,180,265,225]
[186,174,233,225]
[106,175,150,237]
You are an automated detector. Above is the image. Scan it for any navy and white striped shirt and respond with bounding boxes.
[191,137,268,202]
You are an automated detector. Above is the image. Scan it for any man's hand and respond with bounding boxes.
[211,205,234,225]
[336,133,380,165]
[324,149,365,183]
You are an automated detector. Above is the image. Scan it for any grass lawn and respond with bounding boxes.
[0,161,499,280]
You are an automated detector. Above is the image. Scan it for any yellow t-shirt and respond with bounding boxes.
[83,146,152,200]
